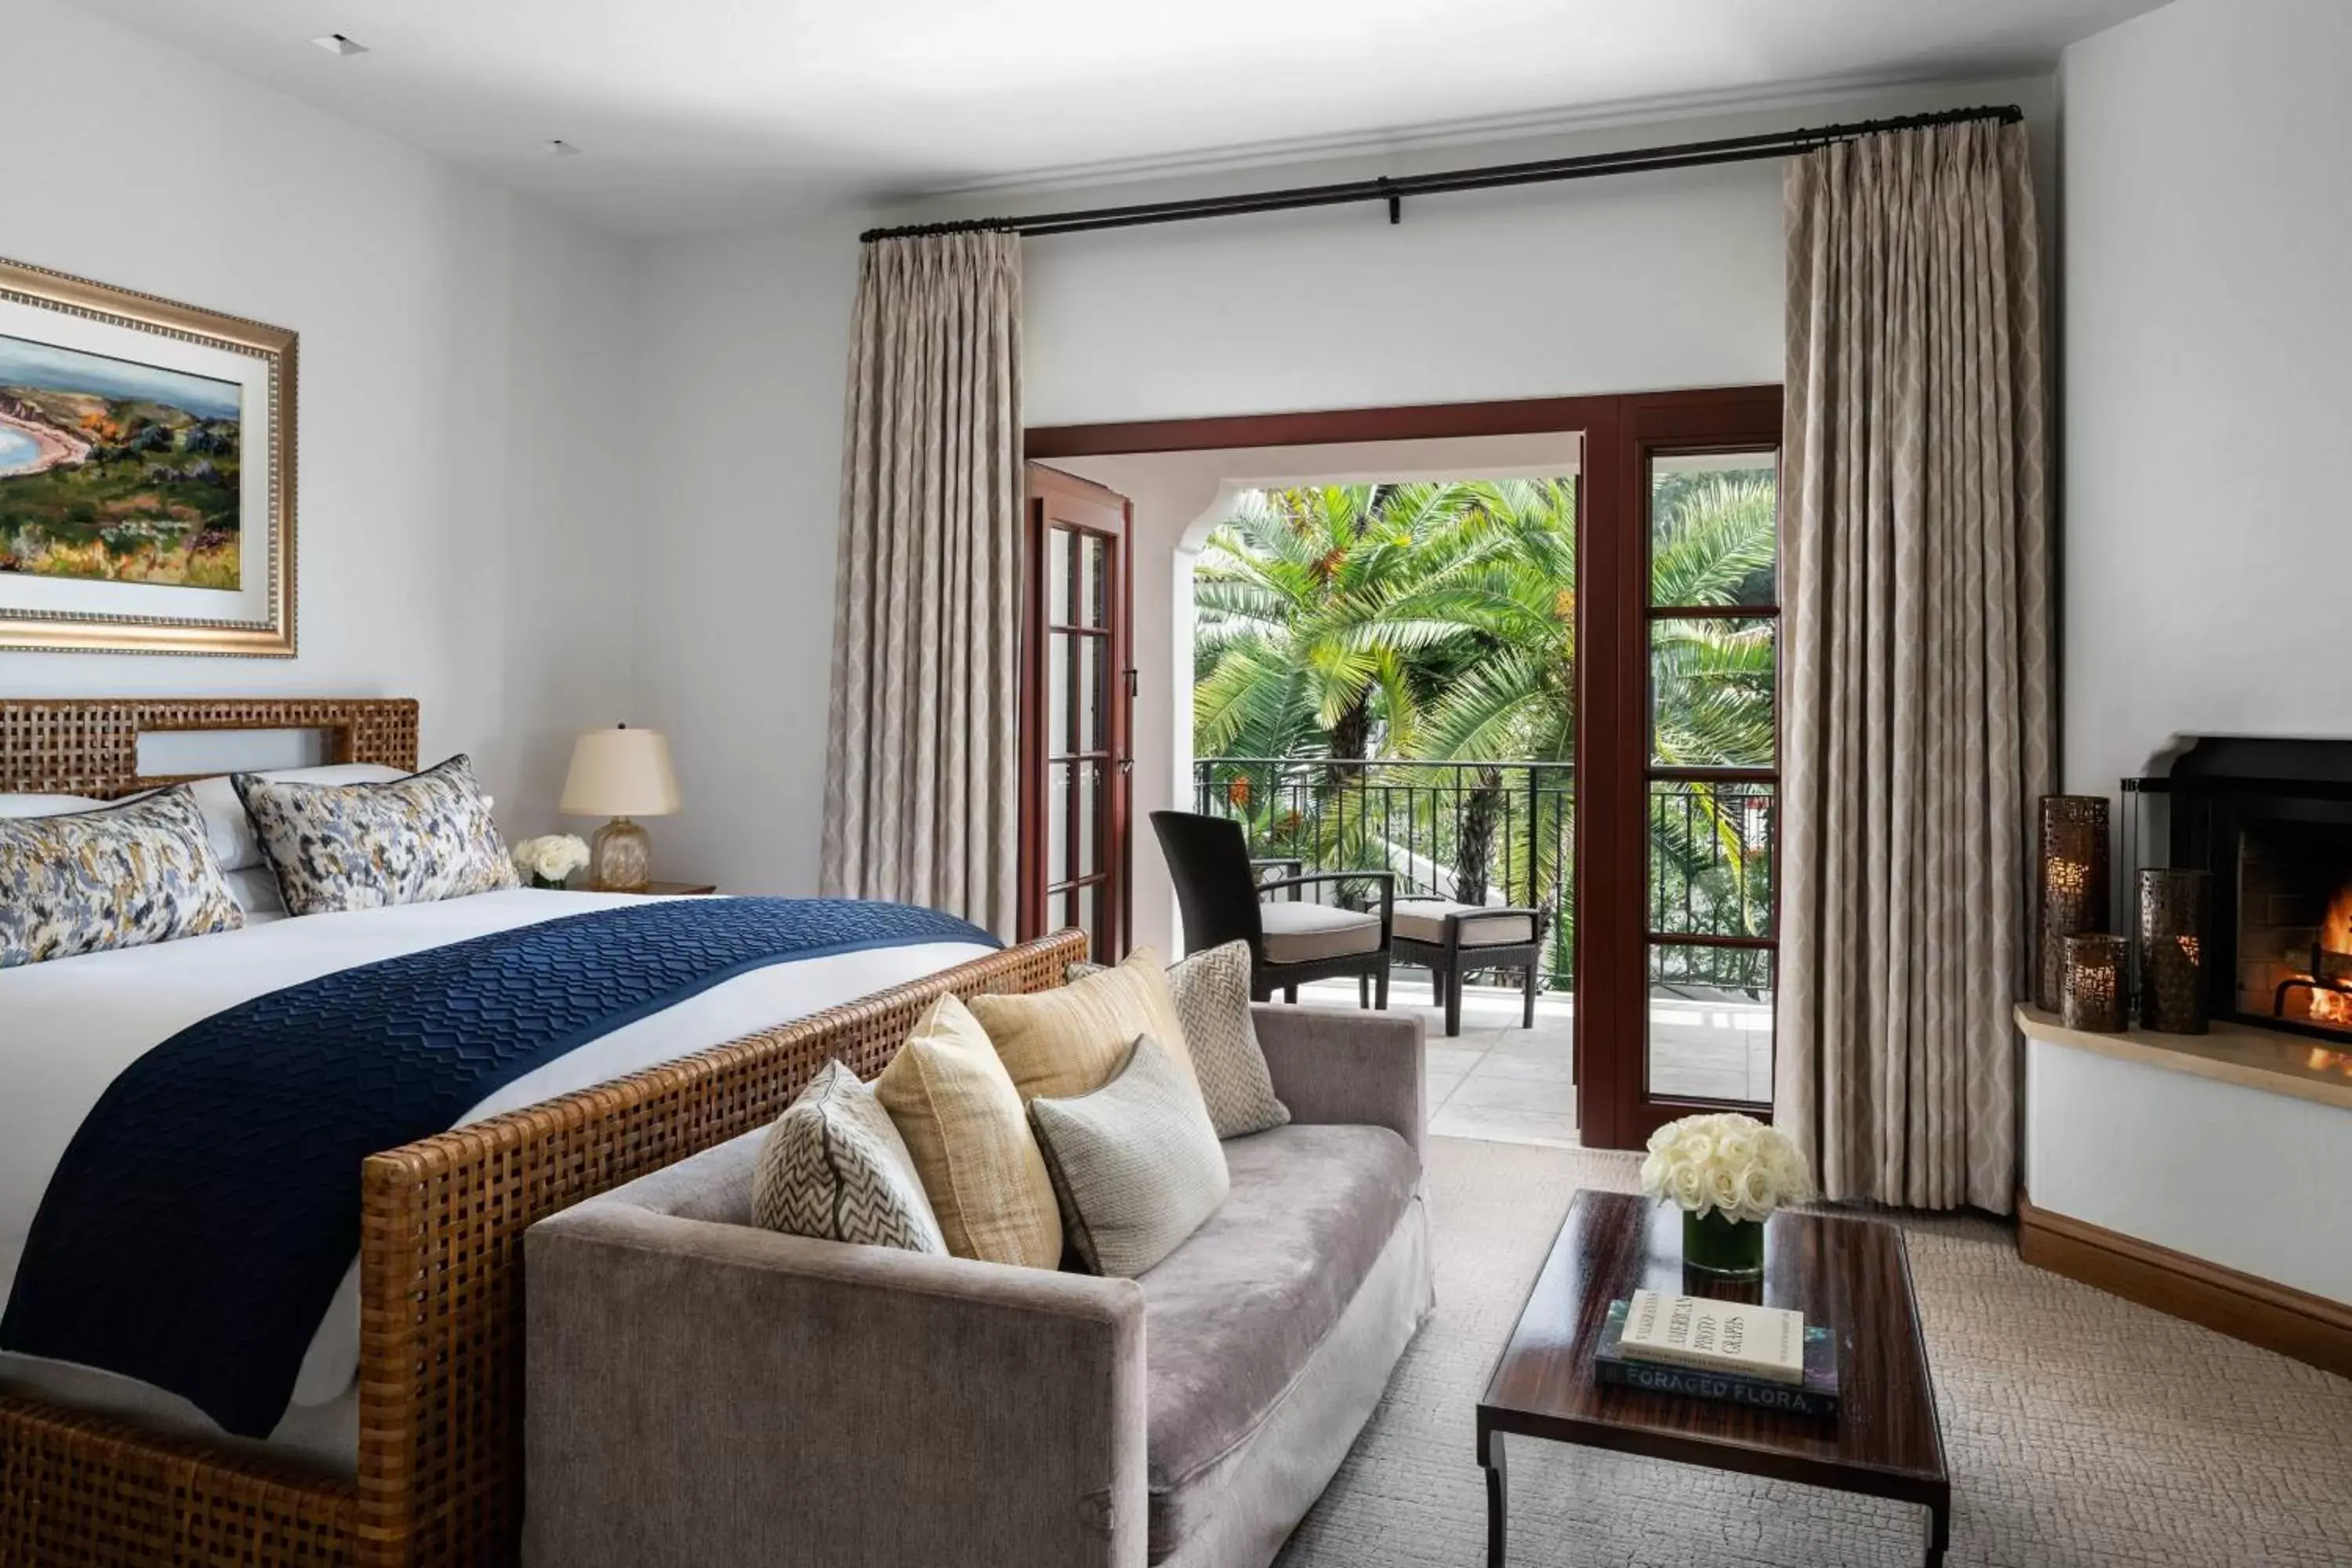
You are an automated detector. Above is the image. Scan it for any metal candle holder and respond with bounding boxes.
[2136,868,2209,1034]
[2062,935,2129,1033]
[2038,796,2111,1013]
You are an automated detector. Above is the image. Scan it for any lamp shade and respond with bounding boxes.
[561,727,680,818]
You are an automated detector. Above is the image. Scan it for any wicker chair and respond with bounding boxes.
[1151,811,1392,1007]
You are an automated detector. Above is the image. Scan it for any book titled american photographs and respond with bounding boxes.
[1619,1288,1805,1383]
[1597,1299,1840,1419]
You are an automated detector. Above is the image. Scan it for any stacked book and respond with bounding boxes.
[1595,1289,1840,1419]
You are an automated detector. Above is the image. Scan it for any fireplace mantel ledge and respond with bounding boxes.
[2016,1004,2352,1113]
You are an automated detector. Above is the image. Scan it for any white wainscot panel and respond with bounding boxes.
[2026,1038,2352,1304]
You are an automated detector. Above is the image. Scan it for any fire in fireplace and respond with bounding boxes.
[2241,826,2352,1032]
[2126,736,2352,1044]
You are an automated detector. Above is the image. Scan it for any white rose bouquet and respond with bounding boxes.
[1639,1111,1813,1225]
[512,833,591,890]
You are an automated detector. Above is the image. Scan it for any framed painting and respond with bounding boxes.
[0,255,296,656]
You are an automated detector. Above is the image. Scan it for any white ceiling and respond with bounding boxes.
[69,0,2164,234]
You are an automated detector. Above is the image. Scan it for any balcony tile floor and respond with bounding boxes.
[1289,973,1772,1150]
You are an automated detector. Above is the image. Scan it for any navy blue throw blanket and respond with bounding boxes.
[0,896,993,1437]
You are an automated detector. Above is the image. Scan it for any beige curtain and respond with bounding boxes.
[1774,122,2053,1214]
[819,230,1023,937]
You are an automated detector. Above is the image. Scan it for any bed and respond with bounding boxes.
[0,697,1081,1567]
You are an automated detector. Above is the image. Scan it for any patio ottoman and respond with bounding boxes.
[1389,900,1549,1036]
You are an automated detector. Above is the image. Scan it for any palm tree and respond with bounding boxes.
[1409,478,1581,765]
[1192,482,1485,765]
[1407,475,1776,959]
[1190,472,1777,978]
[1192,483,1490,873]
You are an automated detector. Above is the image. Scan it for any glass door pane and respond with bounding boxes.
[1642,448,1780,1110]
[1647,947,1777,1102]
[1650,618,1777,768]
[1026,463,1133,960]
[1649,453,1778,607]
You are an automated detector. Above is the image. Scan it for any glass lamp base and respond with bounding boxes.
[1682,1208,1766,1277]
[590,817,652,893]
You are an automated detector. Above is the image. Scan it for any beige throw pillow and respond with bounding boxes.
[874,994,1063,1269]
[1029,1036,1231,1279]
[969,946,1198,1105]
[1068,942,1290,1139]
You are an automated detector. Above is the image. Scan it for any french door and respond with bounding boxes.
[1015,387,1777,1143]
[1018,464,1134,960]
[1581,390,1784,1149]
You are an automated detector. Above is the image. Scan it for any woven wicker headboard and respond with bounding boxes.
[0,698,419,797]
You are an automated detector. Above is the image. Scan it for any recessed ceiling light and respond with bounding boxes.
[310,34,368,56]
[544,140,583,158]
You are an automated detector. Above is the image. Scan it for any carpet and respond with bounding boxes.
[1274,1137,2352,1567]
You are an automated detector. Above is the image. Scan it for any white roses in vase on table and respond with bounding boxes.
[511,834,591,891]
[1642,1112,1813,1276]
[1641,1111,1813,1221]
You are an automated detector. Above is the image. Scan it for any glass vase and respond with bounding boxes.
[1682,1208,1766,1277]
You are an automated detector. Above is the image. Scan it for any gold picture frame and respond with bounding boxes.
[0,255,296,656]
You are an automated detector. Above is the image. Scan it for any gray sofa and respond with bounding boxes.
[524,1004,1432,1568]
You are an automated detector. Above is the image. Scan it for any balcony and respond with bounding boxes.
[1193,755,1773,1121]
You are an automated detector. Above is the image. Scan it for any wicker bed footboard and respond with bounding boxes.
[0,930,1084,1567]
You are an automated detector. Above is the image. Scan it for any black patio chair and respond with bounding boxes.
[1150,810,1392,1007]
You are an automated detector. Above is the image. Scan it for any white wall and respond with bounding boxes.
[2034,0,2352,1287]
[636,74,2055,895]
[0,0,636,834]
[626,216,865,892]
[2060,0,2352,795]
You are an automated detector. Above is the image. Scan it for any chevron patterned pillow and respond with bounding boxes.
[752,1060,948,1254]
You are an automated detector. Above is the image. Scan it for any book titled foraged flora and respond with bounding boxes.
[1596,1300,1840,1419]
[1618,1288,1806,1385]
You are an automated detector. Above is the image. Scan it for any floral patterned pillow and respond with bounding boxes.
[234,754,518,917]
[0,786,244,969]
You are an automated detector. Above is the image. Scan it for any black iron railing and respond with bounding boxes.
[1192,757,1774,994]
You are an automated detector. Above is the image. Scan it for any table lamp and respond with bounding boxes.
[561,724,681,892]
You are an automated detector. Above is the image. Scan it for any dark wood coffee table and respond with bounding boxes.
[1476,1191,1949,1566]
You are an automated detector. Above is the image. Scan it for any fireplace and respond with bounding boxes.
[2238,821,2352,1030]
[2127,737,2352,1042]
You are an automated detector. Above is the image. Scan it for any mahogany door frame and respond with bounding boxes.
[1025,387,1782,1148]
[1021,463,1137,958]
[1592,388,1786,1150]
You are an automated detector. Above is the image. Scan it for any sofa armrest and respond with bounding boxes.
[524,1203,1149,1568]
[1252,1004,1425,1165]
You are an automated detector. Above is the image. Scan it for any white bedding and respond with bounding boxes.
[0,888,990,1465]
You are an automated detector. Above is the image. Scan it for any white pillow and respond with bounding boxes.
[190,765,408,873]
[225,866,289,922]
[0,793,106,818]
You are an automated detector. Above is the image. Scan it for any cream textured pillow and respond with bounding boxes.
[752,1060,947,1254]
[873,994,1062,1269]
[969,946,1198,1105]
[1068,942,1289,1139]
[1029,1036,1230,1279]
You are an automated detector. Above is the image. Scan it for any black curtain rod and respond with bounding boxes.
[861,103,2021,242]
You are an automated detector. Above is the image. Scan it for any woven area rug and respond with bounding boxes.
[1275,1137,2352,1568]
